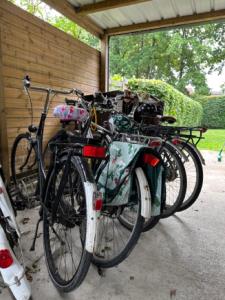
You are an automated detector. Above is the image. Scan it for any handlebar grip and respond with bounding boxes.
[23,75,31,88]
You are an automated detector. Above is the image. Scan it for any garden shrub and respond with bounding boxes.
[128,79,203,126]
[195,95,225,128]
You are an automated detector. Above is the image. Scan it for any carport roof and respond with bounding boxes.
[43,0,225,38]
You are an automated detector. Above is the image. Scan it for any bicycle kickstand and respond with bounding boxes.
[30,217,42,251]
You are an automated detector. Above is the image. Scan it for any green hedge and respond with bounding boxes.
[195,95,225,128]
[128,79,203,126]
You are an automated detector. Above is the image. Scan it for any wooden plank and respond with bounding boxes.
[106,8,225,35]
[2,56,99,90]
[1,44,99,84]
[0,0,101,175]
[1,37,100,79]
[0,0,103,38]
[0,11,100,58]
[0,27,10,177]
[42,0,103,37]
[3,68,98,92]
[100,34,109,92]
[0,27,100,72]
[76,0,150,15]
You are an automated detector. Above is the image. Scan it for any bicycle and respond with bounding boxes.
[11,76,105,292]
[0,163,31,299]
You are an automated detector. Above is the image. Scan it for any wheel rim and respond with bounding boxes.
[45,163,87,285]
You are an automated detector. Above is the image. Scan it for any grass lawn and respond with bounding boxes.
[198,129,225,151]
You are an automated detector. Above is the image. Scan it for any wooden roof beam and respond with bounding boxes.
[106,8,225,35]
[76,0,151,15]
[42,0,104,38]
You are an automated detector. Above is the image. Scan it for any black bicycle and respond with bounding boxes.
[11,76,106,292]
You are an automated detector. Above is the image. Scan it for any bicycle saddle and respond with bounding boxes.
[53,104,88,122]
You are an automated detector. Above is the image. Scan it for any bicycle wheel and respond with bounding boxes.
[176,142,203,212]
[11,133,38,204]
[159,142,187,218]
[92,168,144,268]
[43,155,92,292]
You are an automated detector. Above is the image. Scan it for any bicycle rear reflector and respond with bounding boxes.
[0,249,14,269]
[148,140,161,148]
[143,153,160,167]
[82,146,106,159]
[0,187,3,194]
[172,138,181,145]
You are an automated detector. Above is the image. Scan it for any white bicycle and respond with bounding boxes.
[0,163,31,300]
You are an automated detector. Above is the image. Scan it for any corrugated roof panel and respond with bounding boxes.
[173,0,194,16]
[195,0,212,14]
[119,5,148,24]
[154,0,175,19]
[137,2,164,22]
[105,10,134,27]
[214,0,225,10]
[97,12,121,28]
[65,0,225,31]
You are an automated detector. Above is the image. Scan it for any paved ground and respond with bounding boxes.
[1,150,225,300]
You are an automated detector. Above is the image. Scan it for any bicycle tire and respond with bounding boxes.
[92,168,144,268]
[176,142,203,212]
[159,142,187,218]
[43,155,92,292]
[11,133,38,204]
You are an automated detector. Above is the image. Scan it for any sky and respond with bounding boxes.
[207,69,225,93]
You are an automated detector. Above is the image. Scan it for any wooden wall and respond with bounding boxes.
[0,0,100,177]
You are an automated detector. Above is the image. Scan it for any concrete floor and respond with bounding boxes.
[1,150,225,300]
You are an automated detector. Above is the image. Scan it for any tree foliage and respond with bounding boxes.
[128,79,203,127]
[9,0,100,49]
[195,95,225,128]
[110,24,225,95]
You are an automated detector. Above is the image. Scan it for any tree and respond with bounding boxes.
[109,23,225,95]
[9,0,100,49]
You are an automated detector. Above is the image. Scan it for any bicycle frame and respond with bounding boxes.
[23,81,101,255]
[23,84,75,201]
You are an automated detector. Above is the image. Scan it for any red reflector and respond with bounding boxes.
[0,187,3,194]
[94,199,103,211]
[143,153,160,167]
[0,249,13,269]
[172,138,181,145]
[82,146,106,159]
[148,140,161,148]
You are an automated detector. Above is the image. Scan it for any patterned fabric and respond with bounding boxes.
[97,141,164,216]
[109,114,134,133]
[53,104,88,122]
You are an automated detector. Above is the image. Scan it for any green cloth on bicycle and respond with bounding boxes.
[97,141,164,216]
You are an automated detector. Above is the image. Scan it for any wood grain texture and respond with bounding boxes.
[0,0,100,176]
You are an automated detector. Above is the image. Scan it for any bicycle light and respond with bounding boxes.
[143,153,160,167]
[82,145,106,159]
[0,249,14,269]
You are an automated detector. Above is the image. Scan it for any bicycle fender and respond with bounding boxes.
[135,168,151,219]
[83,182,98,253]
[0,226,31,300]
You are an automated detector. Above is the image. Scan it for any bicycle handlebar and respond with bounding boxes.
[23,75,81,96]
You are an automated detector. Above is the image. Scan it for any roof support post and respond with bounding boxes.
[100,34,109,92]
